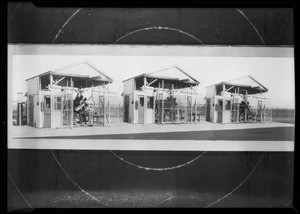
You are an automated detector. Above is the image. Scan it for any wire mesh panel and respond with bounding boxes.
[155,91,203,124]
[163,94,178,123]
[256,99,272,122]
[196,103,206,122]
[236,96,272,123]
[98,96,105,125]
[107,95,123,124]
[62,92,72,127]
[12,102,18,125]
[27,95,34,126]
[12,99,28,126]
[231,97,239,123]
[173,93,189,123]
[155,93,163,124]
[265,107,273,122]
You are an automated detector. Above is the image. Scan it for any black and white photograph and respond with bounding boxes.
[6,3,296,209]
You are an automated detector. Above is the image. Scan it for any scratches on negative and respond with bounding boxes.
[204,153,265,208]
[50,150,109,207]
[8,172,33,209]
[52,8,82,43]
[235,9,266,45]
[110,150,207,171]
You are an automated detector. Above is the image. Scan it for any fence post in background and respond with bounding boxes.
[17,92,23,126]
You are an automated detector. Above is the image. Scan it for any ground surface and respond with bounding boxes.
[9,121,294,151]
[11,121,294,139]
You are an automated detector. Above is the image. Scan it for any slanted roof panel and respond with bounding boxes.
[123,66,200,86]
[26,61,114,84]
[51,61,113,82]
[226,76,267,91]
[148,66,200,84]
[207,76,268,94]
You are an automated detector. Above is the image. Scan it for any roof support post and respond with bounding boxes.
[162,79,164,124]
[157,81,161,124]
[98,84,101,125]
[260,97,263,122]
[50,74,54,129]
[143,76,147,125]
[70,77,73,128]
[255,98,258,123]
[108,94,110,126]
[103,84,106,126]
[237,86,240,124]
[222,84,225,124]
[245,90,248,122]
[189,88,192,123]
[185,88,188,123]
[177,98,179,123]
[195,87,197,122]
[50,74,53,87]
[234,88,238,124]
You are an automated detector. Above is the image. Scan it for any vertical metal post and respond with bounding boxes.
[161,79,164,124]
[61,89,64,127]
[17,92,23,126]
[27,95,29,127]
[237,86,239,124]
[144,76,147,125]
[132,78,135,124]
[212,86,215,123]
[255,98,258,123]
[190,89,192,123]
[70,78,73,128]
[171,83,174,123]
[177,98,179,123]
[108,99,110,126]
[222,84,225,124]
[152,95,155,124]
[234,88,236,123]
[260,98,262,122]
[50,74,54,129]
[157,82,159,124]
[98,84,101,126]
[103,85,106,126]
[17,103,22,125]
[195,88,198,122]
[185,96,187,123]
[245,90,248,122]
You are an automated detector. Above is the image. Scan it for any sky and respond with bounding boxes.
[11,53,295,109]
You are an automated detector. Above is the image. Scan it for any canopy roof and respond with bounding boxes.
[208,75,268,95]
[123,65,200,87]
[26,61,113,85]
